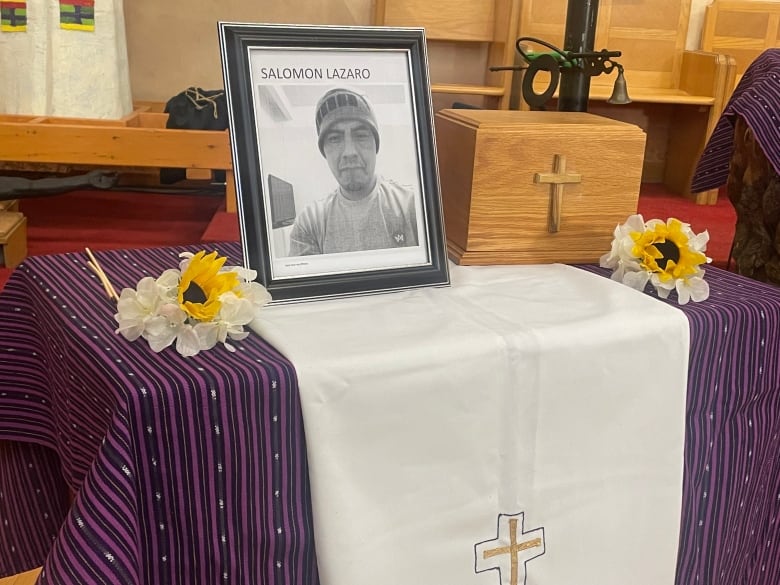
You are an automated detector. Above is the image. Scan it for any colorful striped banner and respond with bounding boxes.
[0,1,27,31]
[59,0,94,31]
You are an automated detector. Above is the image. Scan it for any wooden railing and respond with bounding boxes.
[0,104,237,212]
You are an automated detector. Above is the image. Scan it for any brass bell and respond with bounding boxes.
[607,65,631,105]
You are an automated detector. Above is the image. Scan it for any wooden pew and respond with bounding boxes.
[0,104,237,212]
[701,0,780,93]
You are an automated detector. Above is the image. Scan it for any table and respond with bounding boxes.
[0,244,318,584]
[1,244,780,584]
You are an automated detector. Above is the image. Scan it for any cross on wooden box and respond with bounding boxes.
[434,110,647,265]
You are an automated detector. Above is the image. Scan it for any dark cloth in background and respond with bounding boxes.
[161,87,228,184]
[691,49,780,193]
[727,117,780,284]
[691,49,780,285]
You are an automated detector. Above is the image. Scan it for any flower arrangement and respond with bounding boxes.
[113,251,271,357]
[600,215,711,305]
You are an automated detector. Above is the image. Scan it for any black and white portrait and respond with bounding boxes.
[248,48,429,279]
[220,24,449,303]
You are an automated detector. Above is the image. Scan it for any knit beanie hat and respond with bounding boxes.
[315,88,380,155]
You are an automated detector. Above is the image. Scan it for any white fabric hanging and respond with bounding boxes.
[253,263,690,585]
[0,0,132,118]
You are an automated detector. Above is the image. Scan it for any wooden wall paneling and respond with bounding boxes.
[518,0,694,92]
[375,0,522,108]
[376,0,495,41]
[123,0,373,103]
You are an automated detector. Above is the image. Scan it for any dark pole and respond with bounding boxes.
[558,0,599,112]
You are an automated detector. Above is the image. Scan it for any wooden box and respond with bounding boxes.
[0,211,27,269]
[0,199,19,212]
[434,110,647,265]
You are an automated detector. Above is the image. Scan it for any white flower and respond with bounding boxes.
[620,268,651,291]
[174,323,203,358]
[238,281,272,309]
[600,214,645,276]
[143,303,187,352]
[114,277,164,341]
[155,269,182,299]
[225,264,258,283]
[675,273,710,305]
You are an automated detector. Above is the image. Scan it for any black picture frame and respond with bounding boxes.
[218,22,450,303]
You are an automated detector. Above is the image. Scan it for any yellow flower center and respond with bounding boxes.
[177,251,239,321]
[630,219,707,283]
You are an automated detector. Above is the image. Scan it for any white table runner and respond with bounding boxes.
[252,263,690,585]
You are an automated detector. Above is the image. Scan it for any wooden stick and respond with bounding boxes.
[87,260,118,302]
[85,248,119,301]
[86,261,116,300]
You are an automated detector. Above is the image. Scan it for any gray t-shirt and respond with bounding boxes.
[288,178,419,256]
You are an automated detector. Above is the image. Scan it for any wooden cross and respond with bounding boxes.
[482,518,543,585]
[534,154,582,233]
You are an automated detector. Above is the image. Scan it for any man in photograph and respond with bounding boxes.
[288,87,419,256]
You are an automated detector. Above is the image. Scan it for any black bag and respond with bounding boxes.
[161,87,228,184]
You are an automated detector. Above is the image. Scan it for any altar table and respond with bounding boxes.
[1,243,780,585]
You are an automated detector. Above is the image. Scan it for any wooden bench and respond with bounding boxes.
[701,0,780,94]
[518,0,736,205]
[0,104,237,212]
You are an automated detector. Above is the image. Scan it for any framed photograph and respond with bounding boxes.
[218,22,450,303]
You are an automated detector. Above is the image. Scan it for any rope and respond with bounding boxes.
[184,87,225,120]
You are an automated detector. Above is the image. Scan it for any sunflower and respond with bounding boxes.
[177,251,239,321]
[601,215,711,305]
[630,218,708,284]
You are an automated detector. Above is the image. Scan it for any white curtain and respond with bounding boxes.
[0,0,132,118]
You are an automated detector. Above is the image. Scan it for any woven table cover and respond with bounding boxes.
[1,242,779,584]
[0,243,318,584]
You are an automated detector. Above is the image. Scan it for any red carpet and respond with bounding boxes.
[636,184,736,270]
[0,184,736,292]
[0,190,223,291]
[201,209,240,243]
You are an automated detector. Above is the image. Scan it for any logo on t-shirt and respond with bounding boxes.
[394,233,405,245]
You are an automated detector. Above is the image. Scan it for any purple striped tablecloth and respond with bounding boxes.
[1,244,780,584]
[691,48,780,193]
[580,265,780,585]
[0,243,318,584]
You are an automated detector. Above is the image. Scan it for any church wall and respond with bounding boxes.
[123,0,373,103]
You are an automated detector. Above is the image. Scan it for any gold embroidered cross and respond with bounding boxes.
[482,518,543,585]
[534,154,582,233]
